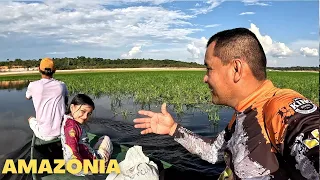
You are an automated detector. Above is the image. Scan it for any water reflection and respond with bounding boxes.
[0,80,31,91]
[0,80,233,178]
[0,79,226,126]
[0,80,232,137]
[0,81,232,137]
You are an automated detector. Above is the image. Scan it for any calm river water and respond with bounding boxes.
[0,80,234,179]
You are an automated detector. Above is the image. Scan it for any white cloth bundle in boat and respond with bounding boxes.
[106,145,159,180]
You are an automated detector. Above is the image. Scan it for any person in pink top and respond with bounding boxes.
[26,57,68,141]
[61,94,113,176]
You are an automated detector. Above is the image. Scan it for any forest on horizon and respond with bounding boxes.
[0,56,318,71]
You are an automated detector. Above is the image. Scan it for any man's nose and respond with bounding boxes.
[203,75,208,83]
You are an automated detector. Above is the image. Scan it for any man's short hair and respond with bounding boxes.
[39,57,55,76]
[207,28,267,81]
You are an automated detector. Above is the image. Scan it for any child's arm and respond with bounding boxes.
[64,119,84,163]
[25,83,32,100]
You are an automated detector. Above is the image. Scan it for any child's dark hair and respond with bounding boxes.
[66,94,95,114]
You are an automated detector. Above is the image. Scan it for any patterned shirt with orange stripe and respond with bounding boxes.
[173,80,319,179]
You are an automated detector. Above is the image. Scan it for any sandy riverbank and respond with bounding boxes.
[0,67,206,76]
[267,69,319,73]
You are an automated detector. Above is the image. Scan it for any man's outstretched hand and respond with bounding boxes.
[134,103,178,136]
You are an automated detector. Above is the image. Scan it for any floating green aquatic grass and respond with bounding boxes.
[267,71,319,104]
[0,70,318,123]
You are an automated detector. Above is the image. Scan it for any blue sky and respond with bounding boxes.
[0,0,318,67]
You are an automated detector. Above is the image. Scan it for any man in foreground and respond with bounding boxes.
[134,28,319,179]
[26,57,68,141]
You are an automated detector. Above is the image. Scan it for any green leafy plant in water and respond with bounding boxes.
[1,70,318,122]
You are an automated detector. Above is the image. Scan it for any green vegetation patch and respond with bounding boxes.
[0,71,318,123]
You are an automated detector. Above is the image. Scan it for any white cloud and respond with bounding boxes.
[239,12,255,15]
[205,24,221,28]
[148,0,173,5]
[242,0,270,6]
[300,47,318,57]
[147,48,184,53]
[47,0,173,6]
[266,40,319,67]
[121,46,142,59]
[0,1,316,68]
[248,27,318,67]
[141,47,190,62]
[242,0,258,3]
[191,0,225,15]
[267,55,318,67]
[290,40,318,49]
[0,1,199,49]
[187,37,207,64]
[0,0,214,62]
[249,23,293,58]
[187,44,200,58]
[289,40,318,58]
[267,59,278,66]
[46,51,66,55]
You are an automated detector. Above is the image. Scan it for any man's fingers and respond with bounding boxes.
[161,103,169,116]
[141,128,153,135]
[138,110,155,117]
[134,123,150,129]
[133,118,150,123]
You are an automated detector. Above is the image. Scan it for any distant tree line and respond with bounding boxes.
[268,66,319,71]
[0,57,205,69]
[0,57,318,71]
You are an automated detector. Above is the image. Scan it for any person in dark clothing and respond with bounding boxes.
[134,28,319,180]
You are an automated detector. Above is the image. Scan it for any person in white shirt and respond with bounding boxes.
[26,57,68,141]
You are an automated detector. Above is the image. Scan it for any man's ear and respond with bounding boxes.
[233,59,242,83]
